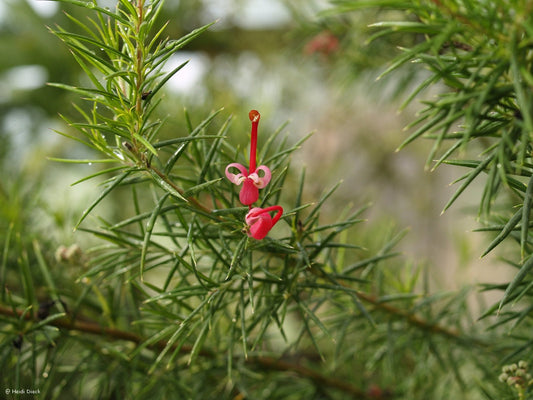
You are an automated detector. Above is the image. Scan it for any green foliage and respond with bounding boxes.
[325,0,533,322]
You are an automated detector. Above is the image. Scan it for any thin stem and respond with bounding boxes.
[356,291,482,345]
[255,356,370,398]
[305,264,486,347]
[0,304,374,398]
[0,304,212,357]
[132,0,145,149]
[148,164,216,217]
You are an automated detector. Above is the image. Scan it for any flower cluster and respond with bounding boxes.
[225,110,283,240]
[499,361,533,396]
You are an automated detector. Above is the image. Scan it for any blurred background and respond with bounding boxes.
[0,0,506,294]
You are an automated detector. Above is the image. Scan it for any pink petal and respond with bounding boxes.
[246,208,273,240]
[245,207,265,225]
[249,165,271,189]
[245,206,283,240]
[239,178,259,205]
[225,163,248,185]
[248,218,273,240]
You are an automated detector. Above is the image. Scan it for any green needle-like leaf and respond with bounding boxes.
[442,156,493,214]
[19,246,36,317]
[481,208,523,258]
[149,60,189,99]
[140,193,170,280]
[52,0,130,24]
[147,169,187,202]
[499,255,533,313]
[75,169,134,230]
[521,174,533,260]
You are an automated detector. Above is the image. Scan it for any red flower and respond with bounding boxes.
[304,31,339,56]
[245,206,283,240]
[225,111,283,239]
[225,110,271,206]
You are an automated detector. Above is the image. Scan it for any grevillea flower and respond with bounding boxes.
[225,110,271,206]
[304,31,339,56]
[245,206,283,240]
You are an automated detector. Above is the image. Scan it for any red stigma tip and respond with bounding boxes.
[249,110,260,123]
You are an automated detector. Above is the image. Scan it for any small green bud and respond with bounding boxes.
[511,363,518,372]
[499,373,509,382]
[517,369,526,377]
[507,376,516,386]
[519,360,528,369]
[503,365,512,373]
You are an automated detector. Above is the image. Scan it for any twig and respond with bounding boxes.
[0,304,214,356]
[307,266,486,347]
[0,288,485,397]
[355,292,486,347]
[0,304,381,399]
[148,164,216,217]
[255,356,372,398]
